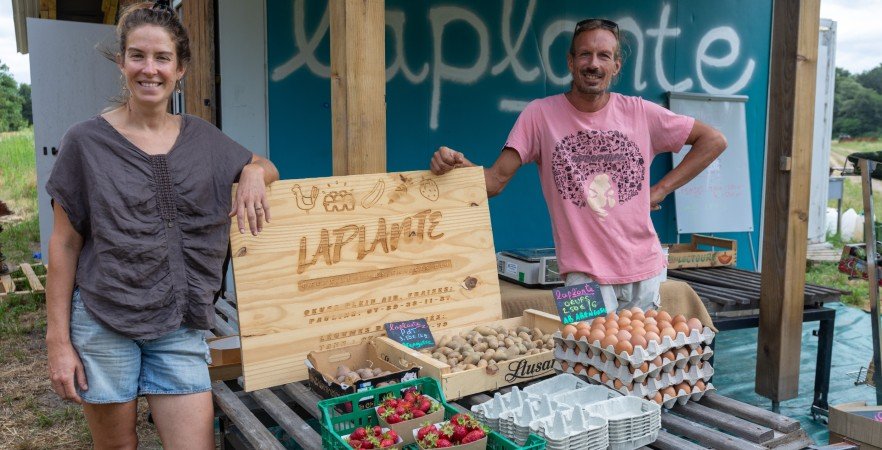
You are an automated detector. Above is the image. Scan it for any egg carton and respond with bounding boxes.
[583,396,661,444]
[498,394,571,442]
[554,345,667,383]
[655,382,716,409]
[556,325,715,360]
[530,407,608,445]
[549,384,622,409]
[470,386,531,429]
[523,372,593,397]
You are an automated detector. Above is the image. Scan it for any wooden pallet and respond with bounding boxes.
[0,263,46,299]
[208,297,817,450]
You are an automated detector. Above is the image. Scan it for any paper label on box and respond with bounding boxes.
[505,262,518,276]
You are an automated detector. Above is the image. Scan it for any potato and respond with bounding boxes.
[475,325,495,336]
[335,365,351,379]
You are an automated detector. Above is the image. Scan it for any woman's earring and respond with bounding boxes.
[175,79,182,94]
[120,74,128,92]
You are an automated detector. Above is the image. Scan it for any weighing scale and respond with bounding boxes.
[496,248,563,288]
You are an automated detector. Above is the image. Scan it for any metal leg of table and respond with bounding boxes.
[812,311,835,420]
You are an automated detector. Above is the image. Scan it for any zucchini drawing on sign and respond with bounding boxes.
[553,282,606,324]
[384,318,436,350]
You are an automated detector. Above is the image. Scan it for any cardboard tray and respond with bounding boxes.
[374,309,562,400]
[665,234,736,269]
[307,340,421,408]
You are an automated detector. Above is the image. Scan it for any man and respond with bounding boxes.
[430,18,727,313]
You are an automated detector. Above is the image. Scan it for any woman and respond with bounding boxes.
[44,2,279,448]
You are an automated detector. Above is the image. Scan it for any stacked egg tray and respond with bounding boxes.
[553,319,716,409]
[471,374,660,450]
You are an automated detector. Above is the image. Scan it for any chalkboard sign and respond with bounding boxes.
[552,282,606,324]
[383,319,436,350]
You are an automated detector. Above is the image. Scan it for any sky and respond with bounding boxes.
[0,0,880,86]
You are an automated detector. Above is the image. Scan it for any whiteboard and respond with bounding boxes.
[669,92,753,234]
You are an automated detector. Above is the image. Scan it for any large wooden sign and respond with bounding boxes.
[230,168,502,391]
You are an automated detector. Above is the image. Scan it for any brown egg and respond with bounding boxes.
[630,319,645,329]
[618,317,632,328]
[576,327,592,341]
[694,380,706,392]
[662,351,676,362]
[652,392,664,404]
[695,346,704,355]
[672,314,687,324]
[607,312,619,322]
[695,360,704,369]
[573,345,581,355]
[673,321,690,337]
[601,334,618,350]
[592,316,607,327]
[619,309,633,319]
[560,361,569,372]
[587,366,600,377]
[562,324,578,338]
[659,326,677,341]
[573,363,585,374]
[575,321,590,329]
[656,311,672,323]
[614,357,622,368]
[585,348,594,359]
[657,320,672,330]
[687,317,704,331]
[638,361,650,373]
[613,379,625,390]
[632,312,646,322]
[643,317,657,326]
[661,386,676,399]
[616,329,632,342]
[676,382,692,395]
[644,325,660,335]
[615,339,634,356]
[588,328,605,345]
[676,347,690,359]
[645,309,658,318]
[604,321,620,331]
[652,356,663,367]
[630,334,648,350]
[599,353,608,363]
[644,331,661,344]
[600,373,610,383]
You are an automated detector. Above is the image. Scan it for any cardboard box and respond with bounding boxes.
[208,336,242,381]
[829,402,882,449]
[307,340,421,410]
[665,234,736,269]
[374,309,561,400]
[378,397,445,445]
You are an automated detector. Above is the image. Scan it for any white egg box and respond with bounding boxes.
[523,372,593,398]
[529,405,609,442]
[553,340,672,376]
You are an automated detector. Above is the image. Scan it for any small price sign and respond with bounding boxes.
[383,318,436,350]
[552,281,606,325]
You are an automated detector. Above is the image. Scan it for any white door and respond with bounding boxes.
[28,18,118,262]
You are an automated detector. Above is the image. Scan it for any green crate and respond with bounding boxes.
[318,377,545,450]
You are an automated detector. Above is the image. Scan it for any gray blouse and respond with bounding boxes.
[46,114,252,339]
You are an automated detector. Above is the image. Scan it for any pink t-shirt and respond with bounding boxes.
[505,93,694,284]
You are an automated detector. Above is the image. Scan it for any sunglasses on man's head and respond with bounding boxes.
[575,18,619,33]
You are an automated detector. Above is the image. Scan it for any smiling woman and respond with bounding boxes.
[42,2,279,449]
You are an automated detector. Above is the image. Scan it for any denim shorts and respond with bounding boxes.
[565,270,664,313]
[70,290,212,404]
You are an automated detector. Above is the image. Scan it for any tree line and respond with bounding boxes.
[0,61,31,133]
[835,64,882,139]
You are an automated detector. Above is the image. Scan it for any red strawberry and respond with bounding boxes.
[404,390,417,403]
[418,399,432,412]
[417,424,438,441]
[395,405,407,415]
[461,429,486,443]
[412,409,426,418]
[449,413,468,427]
[372,426,383,436]
[438,423,454,440]
[379,438,395,447]
[435,438,453,447]
[384,430,399,442]
[348,438,363,449]
[377,406,386,415]
[360,439,375,449]
[451,424,468,442]
[351,427,367,440]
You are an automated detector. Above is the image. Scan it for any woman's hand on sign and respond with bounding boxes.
[231,161,271,235]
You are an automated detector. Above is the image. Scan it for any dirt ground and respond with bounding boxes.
[0,296,164,449]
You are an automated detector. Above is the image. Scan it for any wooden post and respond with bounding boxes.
[329,0,387,176]
[180,0,216,124]
[756,0,821,402]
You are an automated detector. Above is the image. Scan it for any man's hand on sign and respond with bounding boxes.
[430,146,472,175]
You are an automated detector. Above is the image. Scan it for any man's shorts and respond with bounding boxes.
[69,289,212,404]
[565,270,664,314]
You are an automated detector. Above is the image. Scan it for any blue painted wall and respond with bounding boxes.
[266,0,772,270]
